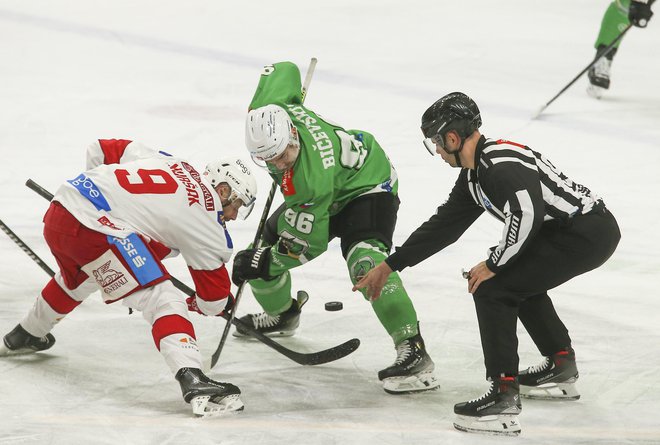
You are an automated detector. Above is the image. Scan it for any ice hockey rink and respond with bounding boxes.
[1,1,659,444]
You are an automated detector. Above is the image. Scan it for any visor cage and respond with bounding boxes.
[421,121,448,155]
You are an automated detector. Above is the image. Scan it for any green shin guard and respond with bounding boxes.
[347,240,419,345]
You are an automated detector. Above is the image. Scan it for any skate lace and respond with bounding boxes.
[592,57,611,78]
[252,312,280,329]
[393,340,412,365]
[466,381,495,404]
[527,356,552,374]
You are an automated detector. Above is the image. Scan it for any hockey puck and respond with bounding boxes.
[325,301,343,311]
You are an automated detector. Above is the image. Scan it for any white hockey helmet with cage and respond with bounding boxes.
[245,104,298,165]
[204,157,257,219]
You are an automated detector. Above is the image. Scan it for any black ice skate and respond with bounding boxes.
[587,51,612,99]
[0,324,55,356]
[453,376,522,436]
[518,348,580,400]
[233,291,309,338]
[378,331,440,394]
[176,367,243,417]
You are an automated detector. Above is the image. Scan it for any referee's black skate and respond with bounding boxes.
[0,324,55,356]
[176,367,243,417]
[518,347,580,400]
[454,376,522,436]
[378,331,439,394]
[233,291,308,338]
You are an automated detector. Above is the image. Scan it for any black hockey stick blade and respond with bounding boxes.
[26,178,361,367]
[228,315,360,366]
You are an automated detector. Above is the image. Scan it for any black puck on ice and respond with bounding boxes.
[325,301,343,311]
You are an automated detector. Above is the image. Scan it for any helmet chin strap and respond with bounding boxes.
[453,152,462,168]
[446,137,465,167]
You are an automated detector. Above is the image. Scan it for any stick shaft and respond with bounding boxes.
[535,24,632,118]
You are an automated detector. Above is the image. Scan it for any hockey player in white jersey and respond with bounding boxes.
[0,139,257,417]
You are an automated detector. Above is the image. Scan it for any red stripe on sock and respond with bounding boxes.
[151,314,196,350]
[41,278,82,314]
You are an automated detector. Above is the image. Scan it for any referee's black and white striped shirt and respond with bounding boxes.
[386,135,602,273]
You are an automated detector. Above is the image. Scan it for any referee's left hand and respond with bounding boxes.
[467,261,495,294]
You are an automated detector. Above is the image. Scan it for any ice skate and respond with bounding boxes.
[378,332,440,394]
[453,376,522,436]
[587,56,611,99]
[176,367,243,417]
[233,291,308,338]
[0,324,55,356]
[518,348,580,400]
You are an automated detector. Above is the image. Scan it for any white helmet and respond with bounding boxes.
[204,157,257,219]
[245,104,298,165]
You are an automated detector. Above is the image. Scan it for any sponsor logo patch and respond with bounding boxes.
[81,249,139,301]
[107,234,164,286]
[67,173,111,211]
[281,168,296,196]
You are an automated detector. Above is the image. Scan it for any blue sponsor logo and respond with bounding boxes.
[216,211,233,249]
[158,150,172,157]
[107,234,164,286]
[68,173,111,211]
[380,179,393,193]
[482,197,493,209]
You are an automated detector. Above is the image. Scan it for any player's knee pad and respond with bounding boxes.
[347,239,404,300]
[125,280,188,325]
[42,276,85,314]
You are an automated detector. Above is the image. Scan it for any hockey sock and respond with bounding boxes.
[595,0,631,50]
[249,271,293,315]
[152,315,202,373]
[21,276,87,337]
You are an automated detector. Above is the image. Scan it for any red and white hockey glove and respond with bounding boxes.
[186,293,235,317]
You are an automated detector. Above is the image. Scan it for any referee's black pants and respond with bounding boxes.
[472,205,621,378]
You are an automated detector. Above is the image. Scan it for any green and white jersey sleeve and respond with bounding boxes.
[249,61,399,276]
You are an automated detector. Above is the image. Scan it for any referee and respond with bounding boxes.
[353,92,621,436]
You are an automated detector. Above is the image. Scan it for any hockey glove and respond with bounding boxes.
[231,247,272,285]
[629,0,654,27]
[186,293,235,317]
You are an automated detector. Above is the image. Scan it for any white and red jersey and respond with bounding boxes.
[53,139,233,303]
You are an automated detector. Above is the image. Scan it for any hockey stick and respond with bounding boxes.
[0,217,55,276]
[532,24,633,119]
[210,57,319,368]
[25,178,359,366]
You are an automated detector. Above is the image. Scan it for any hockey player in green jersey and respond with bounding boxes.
[230,61,439,394]
[588,0,655,98]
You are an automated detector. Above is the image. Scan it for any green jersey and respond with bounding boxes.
[248,61,399,276]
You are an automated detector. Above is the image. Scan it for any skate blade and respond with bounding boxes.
[454,414,521,436]
[521,382,580,400]
[0,344,39,357]
[587,84,604,99]
[191,394,244,418]
[382,371,441,395]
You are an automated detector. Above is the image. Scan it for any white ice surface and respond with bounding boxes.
[1,1,659,444]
